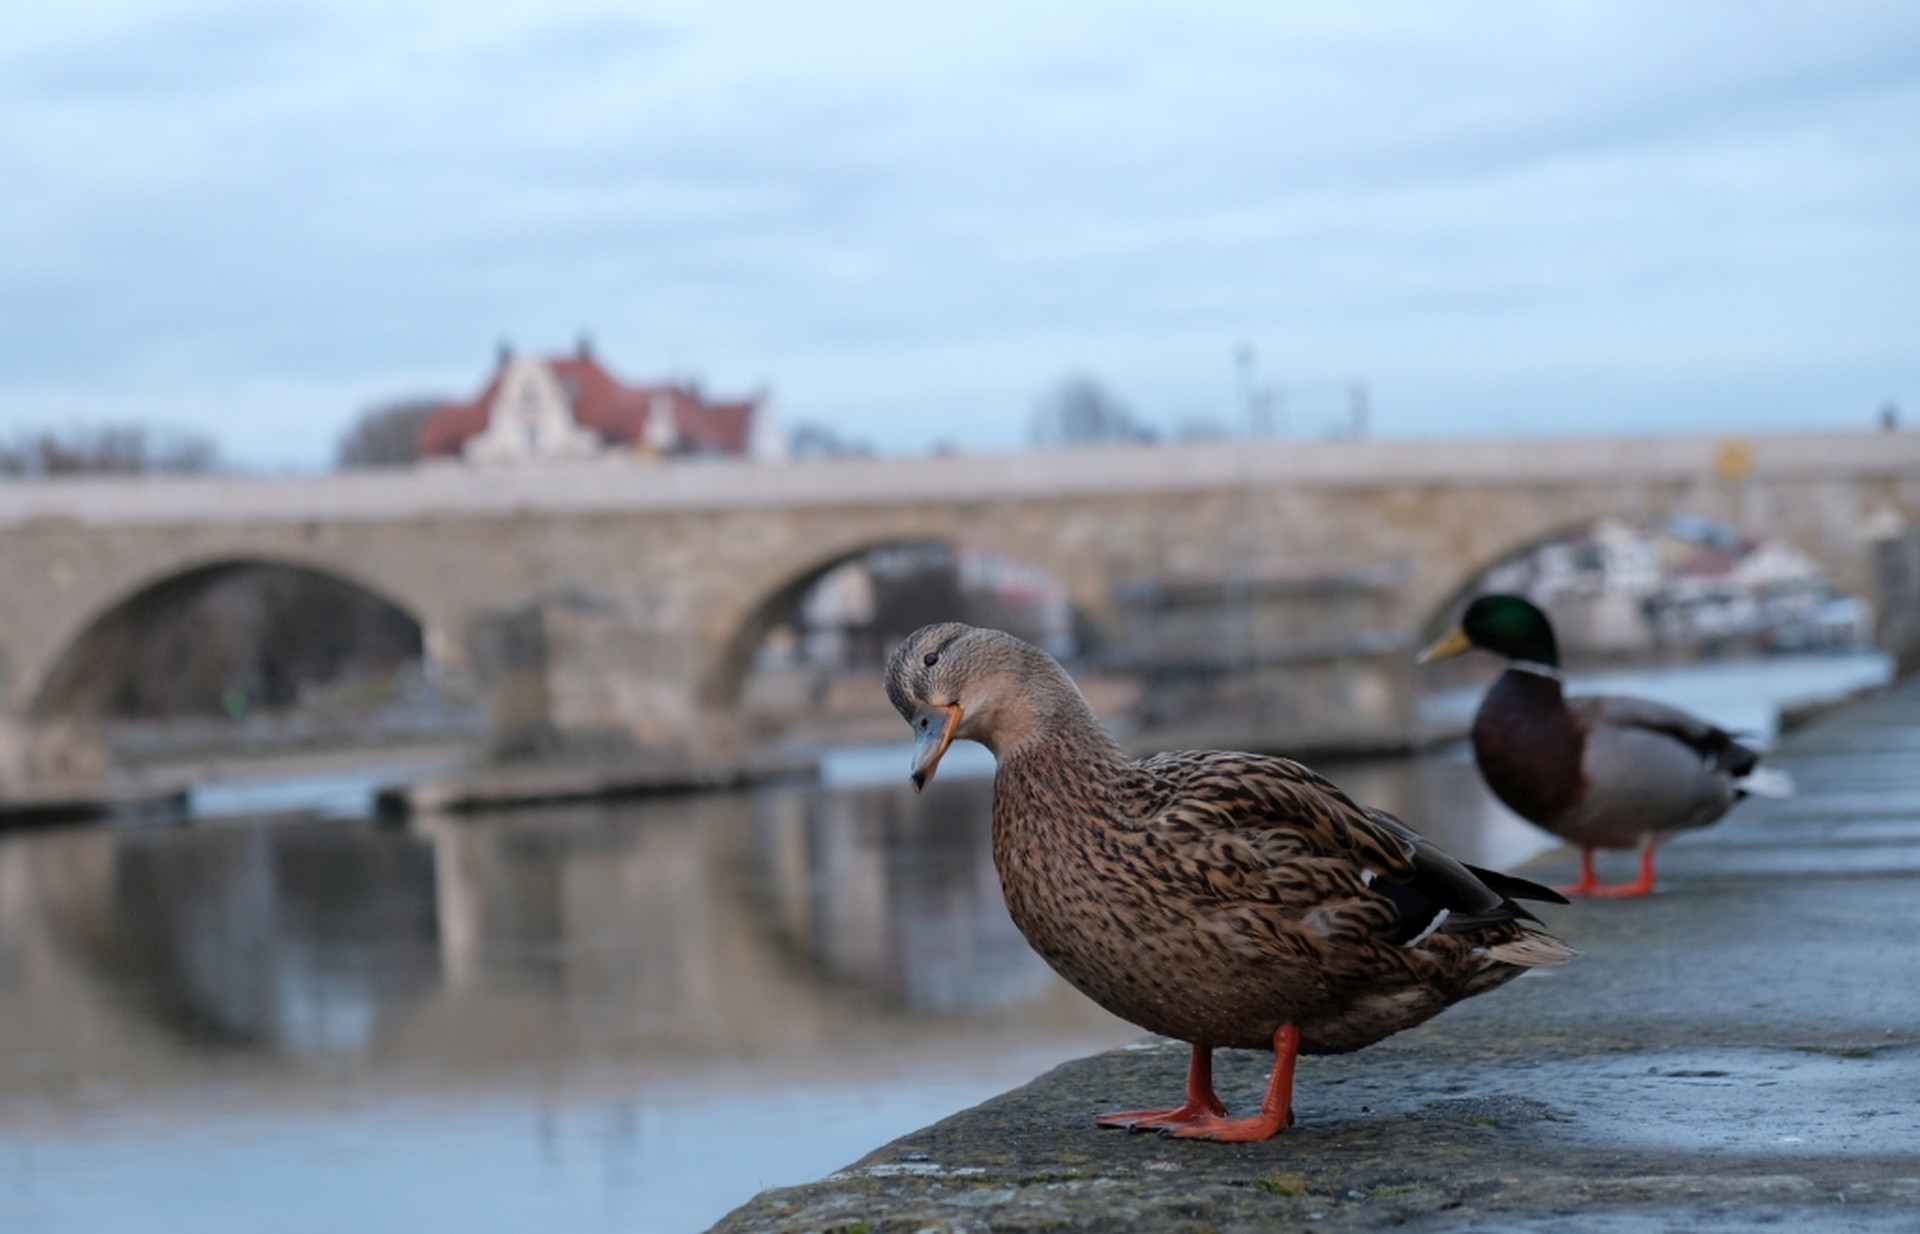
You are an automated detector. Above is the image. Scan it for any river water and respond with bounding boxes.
[0,652,1889,1234]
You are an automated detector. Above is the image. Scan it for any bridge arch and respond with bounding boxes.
[1409,511,1856,659]
[1419,513,1694,641]
[699,532,1110,713]
[27,554,436,722]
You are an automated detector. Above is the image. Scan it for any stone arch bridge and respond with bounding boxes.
[1,429,1916,802]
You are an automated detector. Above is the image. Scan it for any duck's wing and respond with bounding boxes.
[1571,694,1758,775]
[1359,806,1566,939]
[1138,749,1414,873]
[1140,751,1562,947]
[1459,860,1569,907]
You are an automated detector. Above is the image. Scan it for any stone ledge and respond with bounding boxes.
[709,678,1920,1233]
[708,1036,1920,1233]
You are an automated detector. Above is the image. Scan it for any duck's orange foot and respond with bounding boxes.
[1095,1097,1226,1132]
[1557,848,1602,898]
[1098,1042,1228,1131]
[1586,877,1656,898]
[1558,881,1656,898]
[1557,843,1657,898]
[1108,1026,1301,1143]
[1157,1024,1302,1141]
[1161,1108,1294,1142]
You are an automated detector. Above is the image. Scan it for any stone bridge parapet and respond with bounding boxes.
[0,430,1915,802]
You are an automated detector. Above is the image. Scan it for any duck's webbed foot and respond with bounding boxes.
[1561,840,1658,899]
[1161,1108,1294,1141]
[1096,1101,1227,1131]
[1161,1025,1301,1143]
[1097,1042,1226,1131]
[1555,847,1605,897]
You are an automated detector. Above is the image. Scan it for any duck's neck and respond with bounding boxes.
[984,678,1136,969]
[1471,667,1584,819]
[1484,663,1568,709]
[1503,659,1564,682]
[987,663,1135,823]
[992,683,1129,776]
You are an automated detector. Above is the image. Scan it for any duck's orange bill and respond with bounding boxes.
[1416,626,1473,665]
[909,704,963,792]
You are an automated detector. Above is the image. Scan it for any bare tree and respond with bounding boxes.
[0,424,220,477]
[336,398,444,469]
[786,420,873,459]
[1030,376,1154,447]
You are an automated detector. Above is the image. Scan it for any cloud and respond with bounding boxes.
[1,1,1916,467]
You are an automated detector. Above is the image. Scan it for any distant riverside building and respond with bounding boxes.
[1477,517,1873,656]
[416,341,782,463]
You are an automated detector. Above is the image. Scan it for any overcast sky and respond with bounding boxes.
[3,1,1916,469]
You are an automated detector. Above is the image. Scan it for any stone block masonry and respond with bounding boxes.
[1,429,1916,803]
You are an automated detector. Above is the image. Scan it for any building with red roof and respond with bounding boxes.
[417,341,772,463]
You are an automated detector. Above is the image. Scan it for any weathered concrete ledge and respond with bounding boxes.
[711,678,1920,1232]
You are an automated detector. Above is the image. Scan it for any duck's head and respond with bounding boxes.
[884,622,1079,791]
[1417,593,1560,668]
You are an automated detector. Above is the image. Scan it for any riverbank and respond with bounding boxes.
[710,674,1920,1233]
[375,748,818,815]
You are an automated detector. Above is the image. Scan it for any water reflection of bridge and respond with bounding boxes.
[0,785,1125,1106]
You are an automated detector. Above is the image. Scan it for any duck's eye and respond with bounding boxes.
[923,652,939,667]
[918,716,930,730]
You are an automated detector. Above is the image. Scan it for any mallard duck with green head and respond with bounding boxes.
[886,622,1571,1143]
[1419,593,1791,898]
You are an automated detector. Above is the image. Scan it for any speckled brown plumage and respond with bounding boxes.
[886,622,1572,1140]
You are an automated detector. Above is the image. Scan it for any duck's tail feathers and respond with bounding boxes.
[1463,863,1571,907]
[1736,765,1795,798]
[1483,928,1576,968]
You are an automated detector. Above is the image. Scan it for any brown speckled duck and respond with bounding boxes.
[1419,594,1792,898]
[885,622,1572,1143]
